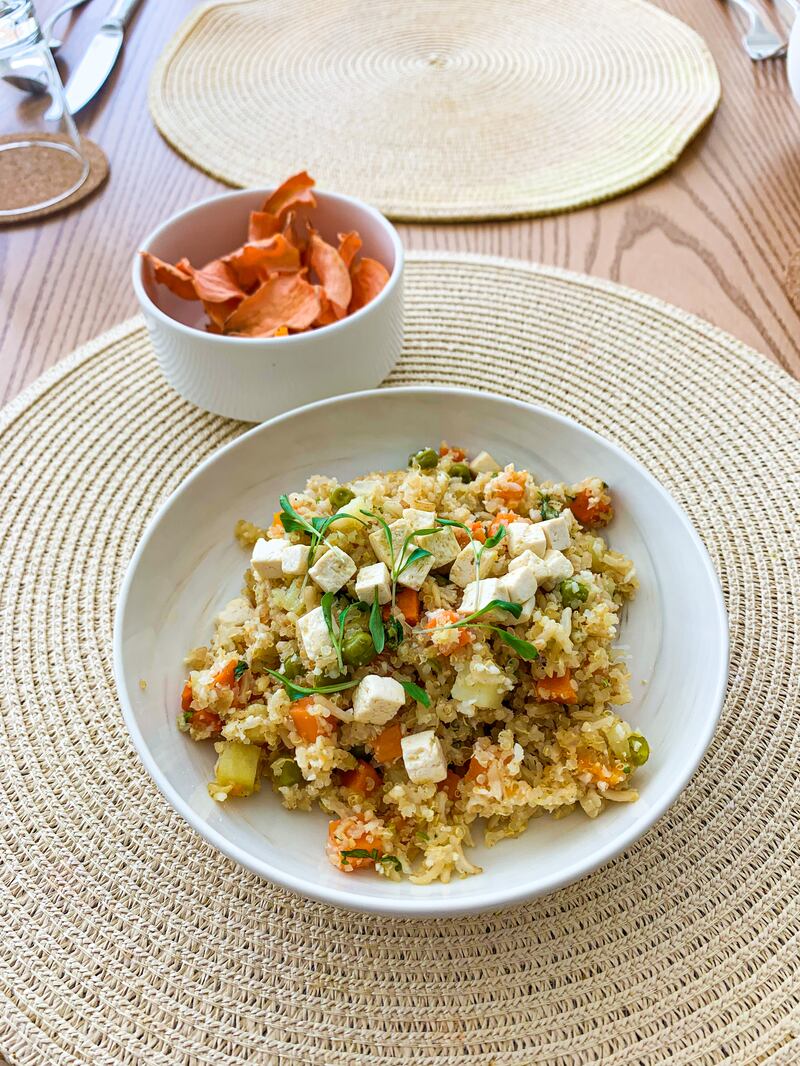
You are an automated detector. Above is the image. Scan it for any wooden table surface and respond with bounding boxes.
[2,0,800,408]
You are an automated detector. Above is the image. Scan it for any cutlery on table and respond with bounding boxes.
[62,0,144,114]
[727,0,787,58]
[2,0,91,94]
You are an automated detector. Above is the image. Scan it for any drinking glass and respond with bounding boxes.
[0,0,89,216]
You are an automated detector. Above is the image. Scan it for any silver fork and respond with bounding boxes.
[727,0,787,58]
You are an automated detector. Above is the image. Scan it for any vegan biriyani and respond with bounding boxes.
[179,444,648,883]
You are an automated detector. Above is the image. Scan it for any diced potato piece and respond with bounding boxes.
[327,494,373,532]
[451,673,506,711]
[215,741,261,797]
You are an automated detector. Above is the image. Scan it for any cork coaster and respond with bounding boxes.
[0,134,108,224]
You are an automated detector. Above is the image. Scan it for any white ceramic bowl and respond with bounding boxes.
[132,188,404,422]
[114,388,728,917]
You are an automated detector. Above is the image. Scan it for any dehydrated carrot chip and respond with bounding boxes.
[223,273,321,337]
[224,234,301,290]
[309,232,351,317]
[141,171,390,337]
[185,259,245,305]
[140,252,197,301]
[349,257,390,313]
[261,170,316,218]
[337,231,362,269]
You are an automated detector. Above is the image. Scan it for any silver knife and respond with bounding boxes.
[63,0,143,114]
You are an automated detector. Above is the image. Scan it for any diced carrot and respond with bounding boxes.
[269,510,283,534]
[454,527,469,547]
[465,756,484,782]
[181,681,193,712]
[493,472,526,507]
[395,587,420,626]
[191,709,222,734]
[426,609,473,651]
[326,818,379,871]
[372,721,403,765]
[438,769,463,801]
[577,752,626,787]
[570,488,613,528]
[470,521,487,544]
[341,760,383,795]
[488,511,518,537]
[439,443,466,461]
[290,697,334,743]
[213,660,237,688]
[536,671,578,705]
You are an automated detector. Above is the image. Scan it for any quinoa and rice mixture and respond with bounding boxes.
[179,444,649,884]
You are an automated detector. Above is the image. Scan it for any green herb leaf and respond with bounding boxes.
[320,591,341,670]
[453,599,523,626]
[233,659,249,680]
[434,517,471,533]
[340,848,402,871]
[490,627,539,660]
[265,669,359,701]
[398,679,431,708]
[378,853,402,871]
[539,494,560,521]
[385,616,404,649]
[182,710,193,724]
[482,524,508,551]
[396,545,432,577]
[369,590,385,654]
[278,494,316,537]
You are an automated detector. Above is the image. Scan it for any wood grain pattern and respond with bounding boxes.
[1,0,799,408]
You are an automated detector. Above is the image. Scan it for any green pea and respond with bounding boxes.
[408,448,439,470]
[329,486,355,510]
[628,734,650,766]
[273,758,302,788]
[559,578,589,608]
[281,654,303,680]
[448,462,474,483]
[341,630,377,668]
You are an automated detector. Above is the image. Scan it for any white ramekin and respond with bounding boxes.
[132,187,404,422]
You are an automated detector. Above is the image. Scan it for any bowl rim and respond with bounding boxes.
[113,386,729,917]
[131,185,405,346]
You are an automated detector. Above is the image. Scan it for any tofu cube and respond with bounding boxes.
[351,674,406,725]
[507,521,547,559]
[369,518,434,589]
[355,562,392,605]
[402,507,438,531]
[502,563,538,604]
[459,577,502,616]
[369,518,409,569]
[401,730,447,784]
[251,537,288,580]
[449,543,496,588]
[308,545,356,593]
[296,606,336,668]
[469,450,502,475]
[401,508,459,569]
[281,543,310,576]
[539,549,574,589]
[539,511,572,551]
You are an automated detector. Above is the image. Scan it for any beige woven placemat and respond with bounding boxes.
[1,254,798,1066]
[149,0,720,221]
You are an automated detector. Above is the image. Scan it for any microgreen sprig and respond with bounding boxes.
[340,849,402,871]
[427,598,539,661]
[320,592,366,671]
[398,678,431,708]
[279,493,366,570]
[369,589,385,654]
[265,668,360,702]
[539,494,560,521]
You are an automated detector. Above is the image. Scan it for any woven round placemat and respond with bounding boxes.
[149,0,720,221]
[1,254,798,1066]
